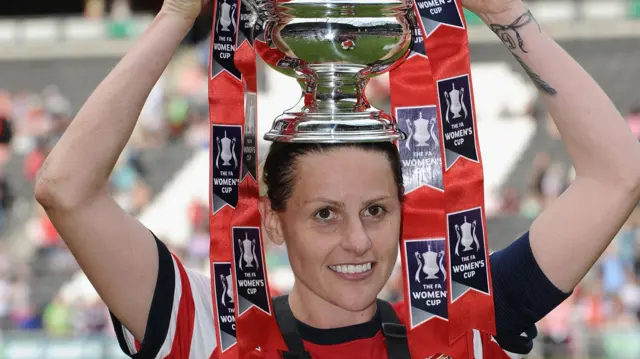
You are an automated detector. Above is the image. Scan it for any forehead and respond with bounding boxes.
[291,148,396,200]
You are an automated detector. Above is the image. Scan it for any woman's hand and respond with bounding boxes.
[461,0,524,20]
[161,0,210,22]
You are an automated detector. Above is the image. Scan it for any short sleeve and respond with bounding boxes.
[490,232,572,354]
[110,235,217,359]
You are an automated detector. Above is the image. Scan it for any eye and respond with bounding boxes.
[364,205,386,218]
[314,207,336,221]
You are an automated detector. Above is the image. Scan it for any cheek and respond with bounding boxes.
[283,221,336,269]
[369,216,401,248]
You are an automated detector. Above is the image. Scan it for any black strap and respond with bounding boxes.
[273,296,311,359]
[377,299,411,359]
[272,296,410,359]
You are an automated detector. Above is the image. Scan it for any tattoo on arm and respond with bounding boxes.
[512,54,557,96]
[489,10,557,96]
[489,10,539,53]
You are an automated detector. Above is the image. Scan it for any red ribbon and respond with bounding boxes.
[390,0,496,356]
[419,0,496,342]
[209,1,286,357]
[208,0,242,351]
[233,3,286,356]
[389,4,470,358]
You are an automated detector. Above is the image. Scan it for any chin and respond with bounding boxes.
[329,281,384,312]
[335,295,377,312]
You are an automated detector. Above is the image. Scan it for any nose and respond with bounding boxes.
[339,217,372,255]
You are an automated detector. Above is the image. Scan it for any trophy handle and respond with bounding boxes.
[252,239,259,269]
[429,118,438,149]
[405,118,413,150]
[231,4,237,31]
[216,137,221,169]
[238,239,244,271]
[454,224,461,257]
[444,92,451,124]
[221,274,227,307]
[460,87,468,119]
[439,251,446,281]
[216,6,220,32]
[472,220,480,252]
[217,1,225,32]
[231,138,238,169]
[414,252,422,283]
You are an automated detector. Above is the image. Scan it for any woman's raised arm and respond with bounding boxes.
[481,2,640,293]
[35,4,203,341]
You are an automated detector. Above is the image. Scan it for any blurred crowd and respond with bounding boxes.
[0,45,212,337]
[533,214,640,358]
[84,0,133,20]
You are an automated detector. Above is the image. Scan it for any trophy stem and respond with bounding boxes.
[264,63,405,143]
[299,64,369,114]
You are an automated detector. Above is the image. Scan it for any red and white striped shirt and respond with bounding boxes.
[110,235,559,358]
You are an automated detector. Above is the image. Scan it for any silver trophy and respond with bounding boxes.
[414,245,446,283]
[220,273,235,306]
[248,0,414,143]
[454,216,479,256]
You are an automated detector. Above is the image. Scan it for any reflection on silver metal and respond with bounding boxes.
[246,0,414,143]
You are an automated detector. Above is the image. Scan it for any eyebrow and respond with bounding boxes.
[303,195,392,207]
[363,195,392,206]
[303,197,345,208]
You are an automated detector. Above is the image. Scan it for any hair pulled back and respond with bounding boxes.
[262,142,404,212]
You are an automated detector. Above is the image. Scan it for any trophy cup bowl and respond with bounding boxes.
[249,0,414,143]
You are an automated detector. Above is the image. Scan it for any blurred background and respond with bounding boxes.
[1,0,640,358]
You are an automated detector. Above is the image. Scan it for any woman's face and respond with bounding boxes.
[263,147,402,312]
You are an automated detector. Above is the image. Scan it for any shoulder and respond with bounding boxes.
[110,235,216,359]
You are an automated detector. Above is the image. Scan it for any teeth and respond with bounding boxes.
[330,263,373,274]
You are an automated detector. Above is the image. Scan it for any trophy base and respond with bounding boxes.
[264,110,406,143]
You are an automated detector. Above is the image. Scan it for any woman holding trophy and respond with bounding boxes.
[35,0,640,357]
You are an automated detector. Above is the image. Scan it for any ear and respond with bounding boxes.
[259,197,285,246]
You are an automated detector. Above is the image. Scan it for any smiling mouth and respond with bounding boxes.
[328,262,374,274]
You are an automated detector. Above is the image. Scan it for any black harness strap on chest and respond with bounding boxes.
[272,296,411,359]
[273,296,311,359]
[377,299,411,359]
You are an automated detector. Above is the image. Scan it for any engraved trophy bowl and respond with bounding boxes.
[411,112,431,146]
[248,0,414,142]
[218,132,235,166]
[445,83,465,120]
[419,247,439,279]
[459,217,474,252]
[241,238,255,267]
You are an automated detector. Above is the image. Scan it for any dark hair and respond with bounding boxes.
[263,142,404,211]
